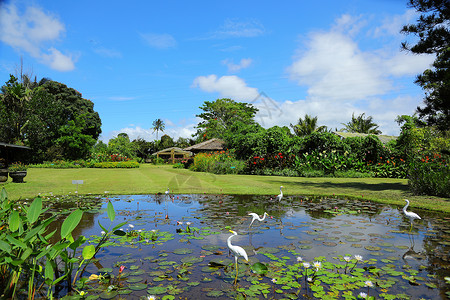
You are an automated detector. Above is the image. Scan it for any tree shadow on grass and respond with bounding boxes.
[269,179,410,193]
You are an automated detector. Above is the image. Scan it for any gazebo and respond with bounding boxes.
[152,147,192,164]
[183,138,226,154]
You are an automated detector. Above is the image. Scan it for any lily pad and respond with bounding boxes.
[173,248,193,255]
[99,291,118,299]
[258,247,280,254]
[129,283,147,291]
[251,262,268,275]
[181,255,204,264]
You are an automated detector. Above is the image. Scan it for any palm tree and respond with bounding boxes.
[152,118,165,140]
[290,114,328,136]
[341,113,381,134]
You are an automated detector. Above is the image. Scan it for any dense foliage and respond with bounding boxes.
[0,75,101,162]
[402,0,450,131]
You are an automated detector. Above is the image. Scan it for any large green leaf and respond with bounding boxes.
[60,209,83,240]
[45,260,54,281]
[9,210,21,232]
[27,197,42,224]
[107,201,115,222]
[82,245,95,260]
[0,188,7,202]
[0,239,11,252]
[6,235,27,249]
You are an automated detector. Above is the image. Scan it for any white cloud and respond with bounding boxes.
[41,47,75,71]
[287,28,390,101]
[222,58,253,72]
[192,74,260,101]
[373,9,417,37]
[140,33,177,49]
[0,2,75,71]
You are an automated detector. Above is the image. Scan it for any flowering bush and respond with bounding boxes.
[8,162,28,172]
[89,152,131,163]
[190,150,245,174]
[245,152,297,176]
[408,151,450,197]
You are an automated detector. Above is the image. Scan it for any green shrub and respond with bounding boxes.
[91,161,140,168]
[173,162,184,169]
[190,150,245,174]
[334,170,373,178]
[29,160,87,168]
[408,151,450,197]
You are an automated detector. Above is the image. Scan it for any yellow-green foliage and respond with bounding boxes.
[92,161,139,168]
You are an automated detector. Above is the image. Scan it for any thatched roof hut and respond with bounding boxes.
[183,138,226,154]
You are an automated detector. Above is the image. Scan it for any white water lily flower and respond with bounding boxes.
[147,295,156,300]
[297,256,303,262]
[100,231,106,235]
[344,256,351,262]
[128,224,135,229]
[354,255,363,261]
[307,277,313,282]
[313,261,322,270]
[303,262,310,269]
[364,280,373,287]
[359,292,367,298]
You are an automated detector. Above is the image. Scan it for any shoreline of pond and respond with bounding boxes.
[1,165,449,213]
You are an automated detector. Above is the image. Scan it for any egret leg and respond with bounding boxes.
[234,256,238,284]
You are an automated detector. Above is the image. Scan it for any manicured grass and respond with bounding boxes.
[1,164,449,213]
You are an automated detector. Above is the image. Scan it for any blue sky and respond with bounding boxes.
[0,0,434,142]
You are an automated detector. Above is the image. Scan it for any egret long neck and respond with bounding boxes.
[227,234,235,248]
[403,201,409,212]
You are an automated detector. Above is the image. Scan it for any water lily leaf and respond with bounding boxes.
[126,276,143,283]
[258,247,280,254]
[251,262,268,275]
[206,290,224,297]
[181,255,204,264]
[129,283,147,291]
[98,291,118,299]
[147,286,167,295]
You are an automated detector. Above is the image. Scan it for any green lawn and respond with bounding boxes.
[2,164,449,213]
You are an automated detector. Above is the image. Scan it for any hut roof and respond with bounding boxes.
[183,138,226,152]
[152,147,192,156]
[333,132,397,144]
[0,142,31,150]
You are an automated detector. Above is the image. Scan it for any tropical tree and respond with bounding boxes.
[290,114,329,137]
[152,118,165,140]
[195,98,258,140]
[341,113,382,134]
[0,75,102,161]
[401,0,450,131]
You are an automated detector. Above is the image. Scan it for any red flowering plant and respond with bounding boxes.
[245,152,296,175]
[408,150,450,197]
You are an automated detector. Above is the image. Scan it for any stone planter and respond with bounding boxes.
[0,169,7,182]
[9,171,27,183]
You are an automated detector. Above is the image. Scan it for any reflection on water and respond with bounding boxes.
[59,194,449,299]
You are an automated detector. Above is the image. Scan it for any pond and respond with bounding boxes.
[51,194,450,299]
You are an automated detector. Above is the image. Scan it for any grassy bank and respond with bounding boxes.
[1,164,449,213]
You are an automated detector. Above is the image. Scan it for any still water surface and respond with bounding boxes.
[67,194,450,299]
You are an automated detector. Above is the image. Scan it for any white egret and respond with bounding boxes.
[276,186,284,201]
[227,230,248,284]
[165,188,170,195]
[248,212,269,228]
[403,199,421,231]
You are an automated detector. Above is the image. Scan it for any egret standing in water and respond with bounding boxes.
[276,186,284,201]
[227,230,248,284]
[165,188,170,195]
[403,199,421,231]
[248,212,269,228]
